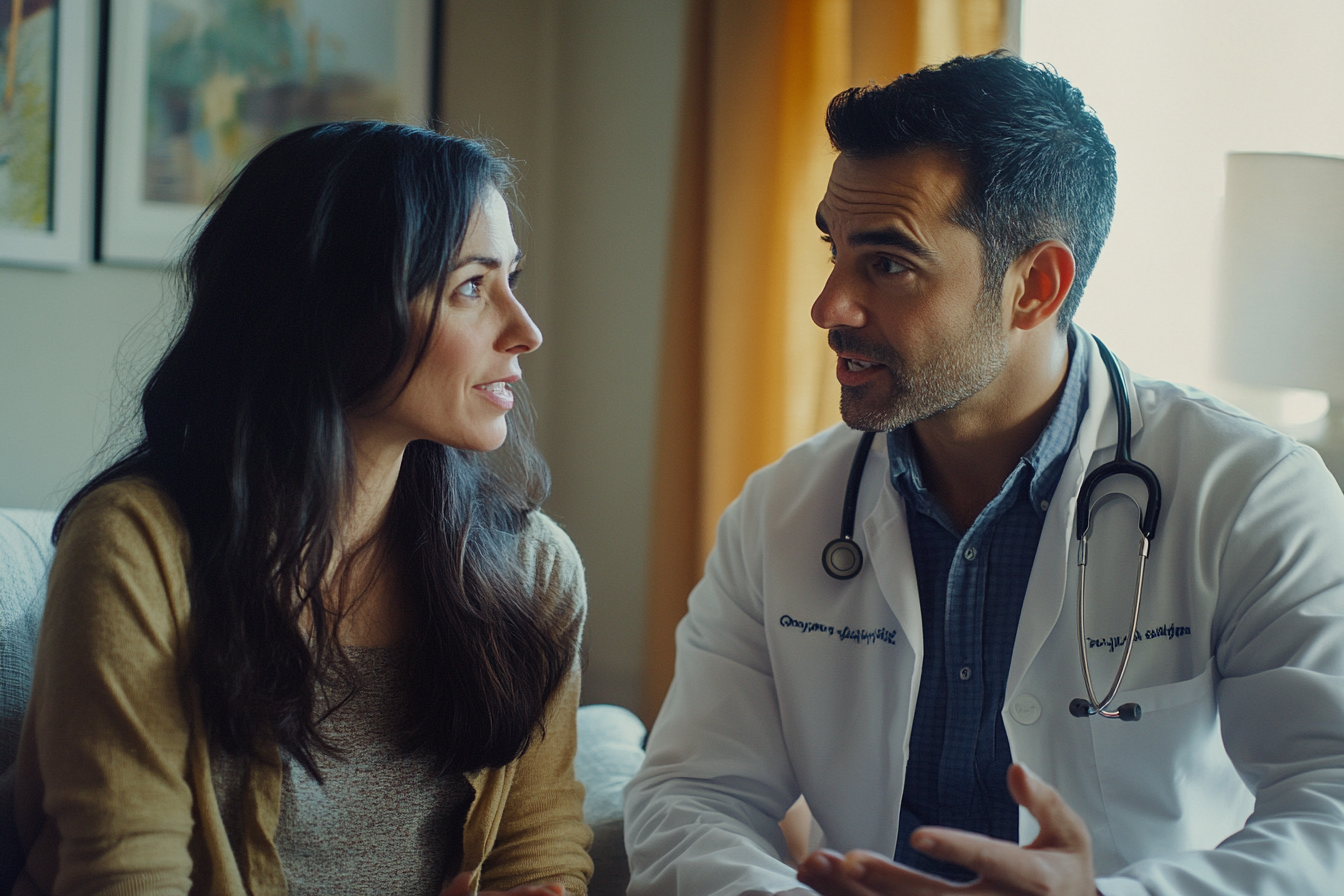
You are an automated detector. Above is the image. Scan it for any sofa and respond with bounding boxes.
[0,506,641,896]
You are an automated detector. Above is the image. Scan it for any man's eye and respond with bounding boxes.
[876,256,908,275]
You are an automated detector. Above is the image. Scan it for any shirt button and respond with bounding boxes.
[963,547,977,562]
[1040,499,1050,512]
[959,666,972,681]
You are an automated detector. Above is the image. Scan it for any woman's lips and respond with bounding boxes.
[835,355,886,387]
[475,380,516,409]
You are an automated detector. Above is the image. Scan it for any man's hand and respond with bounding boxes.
[440,871,565,896]
[795,764,1097,895]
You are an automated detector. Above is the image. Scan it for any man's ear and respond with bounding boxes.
[1006,240,1076,332]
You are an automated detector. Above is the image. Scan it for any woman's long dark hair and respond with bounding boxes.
[56,121,578,776]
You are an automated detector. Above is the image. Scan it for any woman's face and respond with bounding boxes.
[365,189,541,453]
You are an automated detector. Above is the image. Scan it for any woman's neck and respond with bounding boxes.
[329,422,410,648]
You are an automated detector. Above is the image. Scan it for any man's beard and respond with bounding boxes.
[834,289,1010,432]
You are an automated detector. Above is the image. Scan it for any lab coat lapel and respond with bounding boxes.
[862,481,924,660]
[860,476,923,855]
[1007,330,1142,695]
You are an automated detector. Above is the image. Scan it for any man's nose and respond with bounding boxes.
[811,266,866,330]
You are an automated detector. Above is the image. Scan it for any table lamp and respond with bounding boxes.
[1215,151,1344,477]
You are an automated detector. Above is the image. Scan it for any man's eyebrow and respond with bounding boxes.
[815,212,932,261]
[848,228,932,260]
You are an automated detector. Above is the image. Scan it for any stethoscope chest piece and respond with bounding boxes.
[822,537,863,579]
[822,430,877,581]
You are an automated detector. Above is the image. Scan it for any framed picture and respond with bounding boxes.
[100,0,435,266]
[0,0,95,268]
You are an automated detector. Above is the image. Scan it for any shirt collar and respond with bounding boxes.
[886,328,1089,522]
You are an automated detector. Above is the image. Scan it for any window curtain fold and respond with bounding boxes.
[643,0,1005,722]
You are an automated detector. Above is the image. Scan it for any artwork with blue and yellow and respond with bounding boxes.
[146,0,403,205]
[0,0,57,231]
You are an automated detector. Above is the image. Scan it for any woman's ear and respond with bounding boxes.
[1006,240,1076,332]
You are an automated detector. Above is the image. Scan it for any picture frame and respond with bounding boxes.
[0,0,96,269]
[99,0,435,267]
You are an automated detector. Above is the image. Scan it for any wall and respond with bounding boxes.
[0,265,173,510]
[1021,0,1344,427]
[442,0,686,709]
[0,0,686,711]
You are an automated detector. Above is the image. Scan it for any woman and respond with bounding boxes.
[11,122,591,896]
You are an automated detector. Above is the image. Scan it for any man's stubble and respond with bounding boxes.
[835,287,1010,432]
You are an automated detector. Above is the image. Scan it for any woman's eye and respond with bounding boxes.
[455,278,482,298]
[875,256,909,275]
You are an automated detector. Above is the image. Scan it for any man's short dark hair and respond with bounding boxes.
[826,52,1116,328]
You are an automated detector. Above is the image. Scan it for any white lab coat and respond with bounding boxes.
[625,330,1344,896]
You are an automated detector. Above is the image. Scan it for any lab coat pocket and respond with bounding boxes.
[1089,658,1252,870]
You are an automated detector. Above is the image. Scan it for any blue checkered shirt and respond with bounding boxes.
[889,332,1088,881]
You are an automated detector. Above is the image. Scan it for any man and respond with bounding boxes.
[624,53,1344,896]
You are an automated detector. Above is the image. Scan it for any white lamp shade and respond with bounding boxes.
[1215,152,1344,397]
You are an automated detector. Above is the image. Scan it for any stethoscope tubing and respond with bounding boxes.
[1072,338,1161,721]
[1077,521,1151,718]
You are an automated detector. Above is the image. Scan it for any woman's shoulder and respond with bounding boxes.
[42,477,195,662]
[57,476,191,576]
[63,476,187,543]
[515,511,587,623]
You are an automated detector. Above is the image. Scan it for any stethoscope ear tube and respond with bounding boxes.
[1076,460,1161,542]
[1070,698,1141,721]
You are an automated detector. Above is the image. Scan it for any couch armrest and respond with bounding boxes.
[575,704,646,896]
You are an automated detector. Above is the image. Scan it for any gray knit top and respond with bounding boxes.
[211,647,476,896]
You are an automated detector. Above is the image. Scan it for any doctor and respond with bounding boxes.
[624,52,1344,896]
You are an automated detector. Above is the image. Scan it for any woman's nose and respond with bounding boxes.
[500,291,543,354]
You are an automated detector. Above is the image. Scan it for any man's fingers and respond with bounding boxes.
[837,849,966,895]
[910,826,1055,889]
[1006,763,1091,851]
[797,850,886,896]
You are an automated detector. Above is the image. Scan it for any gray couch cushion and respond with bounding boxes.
[0,508,57,893]
[0,509,56,774]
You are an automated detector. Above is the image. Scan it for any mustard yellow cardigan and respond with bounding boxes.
[12,479,593,896]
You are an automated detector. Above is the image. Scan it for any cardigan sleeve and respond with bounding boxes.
[476,514,594,896]
[14,480,196,896]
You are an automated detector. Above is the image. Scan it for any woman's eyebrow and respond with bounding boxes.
[453,249,524,270]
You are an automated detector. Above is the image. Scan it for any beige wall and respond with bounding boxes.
[0,265,173,510]
[0,0,685,711]
[443,0,686,709]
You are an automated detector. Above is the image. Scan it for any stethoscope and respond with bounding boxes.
[820,337,1162,722]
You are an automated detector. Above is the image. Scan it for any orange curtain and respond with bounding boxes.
[643,0,1006,722]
